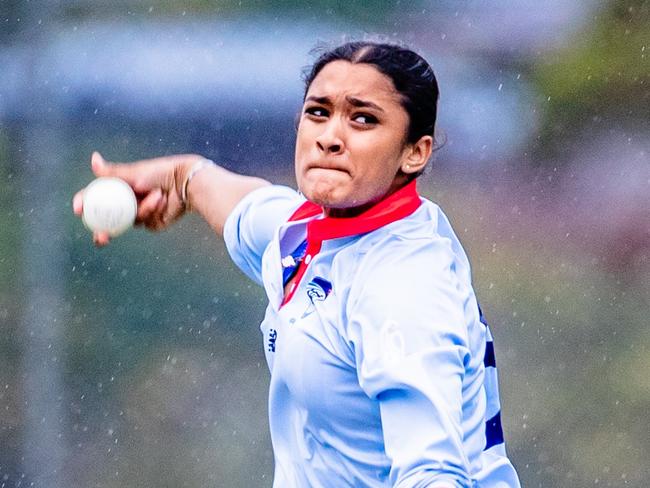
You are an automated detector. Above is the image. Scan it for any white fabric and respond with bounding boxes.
[223,185,521,488]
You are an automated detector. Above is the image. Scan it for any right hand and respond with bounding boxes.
[73,151,199,246]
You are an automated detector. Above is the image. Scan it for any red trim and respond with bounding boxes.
[280,181,421,308]
[288,201,322,222]
[307,180,421,243]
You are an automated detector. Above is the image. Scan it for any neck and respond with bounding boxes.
[323,174,411,218]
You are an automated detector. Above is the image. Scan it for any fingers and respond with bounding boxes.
[136,188,163,223]
[135,189,177,232]
[72,190,84,216]
[143,192,171,231]
[93,231,111,247]
[79,151,186,242]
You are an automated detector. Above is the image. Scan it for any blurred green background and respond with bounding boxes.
[1,1,648,487]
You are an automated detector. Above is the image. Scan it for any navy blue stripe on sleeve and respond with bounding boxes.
[485,411,505,450]
[484,341,496,368]
[478,304,489,327]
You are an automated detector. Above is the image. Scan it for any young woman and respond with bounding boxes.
[73,42,521,487]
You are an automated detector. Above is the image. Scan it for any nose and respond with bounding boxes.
[315,119,345,155]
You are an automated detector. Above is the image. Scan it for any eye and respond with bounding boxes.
[352,113,378,125]
[304,106,329,118]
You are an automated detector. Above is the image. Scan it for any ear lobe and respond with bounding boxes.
[401,135,433,174]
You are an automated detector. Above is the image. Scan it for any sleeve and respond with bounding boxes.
[346,236,473,488]
[223,185,302,285]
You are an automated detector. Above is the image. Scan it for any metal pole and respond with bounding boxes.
[18,126,67,486]
[16,2,67,485]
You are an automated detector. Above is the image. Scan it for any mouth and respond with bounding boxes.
[306,161,350,175]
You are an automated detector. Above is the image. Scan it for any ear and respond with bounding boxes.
[400,135,433,175]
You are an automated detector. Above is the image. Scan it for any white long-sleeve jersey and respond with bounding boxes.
[223,181,521,487]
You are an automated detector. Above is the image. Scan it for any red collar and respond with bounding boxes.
[287,180,421,243]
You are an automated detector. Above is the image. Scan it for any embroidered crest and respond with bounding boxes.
[301,277,333,318]
[306,277,333,304]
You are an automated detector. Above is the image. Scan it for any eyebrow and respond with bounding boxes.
[346,96,384,112]
[305,95,331,106]
[305,95,385,112]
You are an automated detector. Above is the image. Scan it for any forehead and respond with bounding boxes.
[306,60,401,105]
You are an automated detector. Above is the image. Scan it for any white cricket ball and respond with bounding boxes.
[82,177,137,237]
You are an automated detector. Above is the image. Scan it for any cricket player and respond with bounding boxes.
[74,41,521,487]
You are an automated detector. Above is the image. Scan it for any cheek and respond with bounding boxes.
[294,127,312,165]
[354,139,403,180]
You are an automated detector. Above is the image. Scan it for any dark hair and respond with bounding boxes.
[303,41,439,146]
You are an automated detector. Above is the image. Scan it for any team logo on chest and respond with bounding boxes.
[301,277,333,318]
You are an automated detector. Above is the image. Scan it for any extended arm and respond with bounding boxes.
[182,159,270,235]
[72,152,270,245]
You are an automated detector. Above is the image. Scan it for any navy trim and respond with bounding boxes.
[478,304,489,327]
[282,239,308,286]
[485,411,505,450]
[484,341,496,368]
[310,277,333,295]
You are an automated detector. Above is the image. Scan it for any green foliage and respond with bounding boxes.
[60,0,422,26]
[0,128,23,478]
[428,178,650,487]
[0,128,21,337]
[531,0,649,160]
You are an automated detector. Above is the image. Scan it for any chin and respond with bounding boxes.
[299,171,347,206]
[302,187,342,207]
[303,187,371,213]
